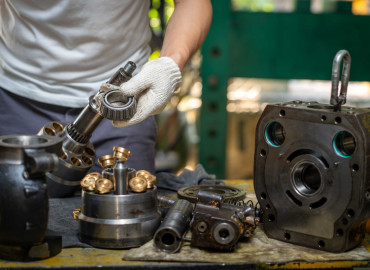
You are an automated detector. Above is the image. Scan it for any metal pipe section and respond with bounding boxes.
[153,199,193,253]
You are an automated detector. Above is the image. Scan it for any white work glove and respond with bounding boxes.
[112,57,182,127]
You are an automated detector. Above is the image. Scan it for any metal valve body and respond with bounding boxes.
[0,135,63,260]
[254,105,369,252]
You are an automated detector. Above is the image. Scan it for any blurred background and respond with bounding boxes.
[149,0,370,179]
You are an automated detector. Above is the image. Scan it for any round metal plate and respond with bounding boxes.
[177,185,246,203]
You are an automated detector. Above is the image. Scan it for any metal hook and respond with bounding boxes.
[330,50,351,111]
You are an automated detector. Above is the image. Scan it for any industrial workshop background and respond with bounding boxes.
[150,0,370,179]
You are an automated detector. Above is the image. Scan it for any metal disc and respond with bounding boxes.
[177,185,246,203]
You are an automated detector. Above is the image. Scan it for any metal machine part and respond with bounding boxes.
[0,135,63,261]
[178,185,246,203]
[190,190,259,251]
[39,62,136,197]
[154,199,193,253]
[254,50,369,252]
[113,159,129,195]
[78,187,161,249]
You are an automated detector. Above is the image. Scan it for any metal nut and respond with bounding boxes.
[98,155,115,169]
[95,178,114,194]
[113,146,131,162]
[73,207,81,220]
[129,176,147,193]
[81,172,101,191]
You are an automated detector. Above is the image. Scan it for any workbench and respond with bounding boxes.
[0,180,369,269]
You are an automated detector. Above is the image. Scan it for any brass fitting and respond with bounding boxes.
[129,176,147,193]
[95,178,114,194]
[113,146,131,162]
[73,207,81,220]
[81,172,101,191]
[98,155,115,169]
[136,170,156,189]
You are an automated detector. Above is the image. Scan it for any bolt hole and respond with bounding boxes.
[321,115,327,121]
[219,228,230,239]
[336,229,344,237]
[335,117,342,124]
[279,110,286,117]
[208,129,217,138]
[342,218,348,225]
[318,240,325,248]
[265,204,270,210]
[352,164,359,172]
[268,214,275,222]
[209,102,218,111]
[347,209,355,218]
[261,193,267,200]
[366,189,370,200]
[284,233,291,240]
[211,47,221,57]
[260,149,266,157]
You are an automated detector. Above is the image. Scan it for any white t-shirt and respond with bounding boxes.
[0,0,152,108]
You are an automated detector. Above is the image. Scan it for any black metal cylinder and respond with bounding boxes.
[153,199,193,253]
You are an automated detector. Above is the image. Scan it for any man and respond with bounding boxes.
[0,0,212,173]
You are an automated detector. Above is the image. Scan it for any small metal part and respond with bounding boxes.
[95,178,113,194]
[113,146,131,162]
[197,221,208,233]
[80,173,100,192]
[107,61,136,86]
[98,155,115,169]
[178,185,246,203]
[154,199,193,253]
[330,50,351,111]
[129,176,147,193]
[73,207,81,220]
[100,90,137,121]
[113,160,128,195]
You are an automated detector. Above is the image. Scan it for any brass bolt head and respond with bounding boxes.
[73,207,81,220]
[81,172,101,191]
[129,176,147,193]
[95,178,114,194]
[113,146,131,162]
[98,155,115,169]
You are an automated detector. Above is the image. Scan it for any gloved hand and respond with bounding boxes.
[111,57,182,127]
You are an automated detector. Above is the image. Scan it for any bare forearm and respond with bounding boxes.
[160,0,212,71]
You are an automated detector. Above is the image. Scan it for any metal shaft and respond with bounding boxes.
[113,160,128,195]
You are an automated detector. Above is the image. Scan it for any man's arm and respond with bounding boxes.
[160,0,213,71]
[113,0,212,127]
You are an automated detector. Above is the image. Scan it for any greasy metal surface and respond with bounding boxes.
[178,184,246,203]
[190,190,258,251]
[78,187,161,249]
[254,87,370,251]
[0,135,62,261]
